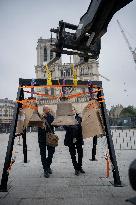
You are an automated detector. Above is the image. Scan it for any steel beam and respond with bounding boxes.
[0,87,24,191]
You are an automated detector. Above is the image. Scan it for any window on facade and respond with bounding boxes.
[63,71,66,77]
[61,70,63,77]
[44,47,47,62]
[84,67,89,75]
[50,50,53,60]
[67,70,70,76]
[80,68,82,76]
[80,57,84,62]
[4,109,8,117]
[0,107,2,116]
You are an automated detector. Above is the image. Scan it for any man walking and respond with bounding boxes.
[38,106,55,178]
[64,111,85,176]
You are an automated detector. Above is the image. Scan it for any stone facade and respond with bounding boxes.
[0,98,15,132]
[35,37,99,81]
[34,37,100,113]
[73,55,99,81]
[35,37,62,79]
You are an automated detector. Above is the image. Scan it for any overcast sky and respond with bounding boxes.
[0,0,136,110]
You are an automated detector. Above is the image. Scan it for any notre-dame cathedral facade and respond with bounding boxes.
[35,37,100,113]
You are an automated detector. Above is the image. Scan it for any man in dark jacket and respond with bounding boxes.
[38,106,55,178]
[64,113,85,176]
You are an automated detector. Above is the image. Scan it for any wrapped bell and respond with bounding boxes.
[23,106,34,128]
[28,108,43,127]
[23,101,43,128]
[52,101,78,126]
[82,99,105,139]
[16,108,25,135]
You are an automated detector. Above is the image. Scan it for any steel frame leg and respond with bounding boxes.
[99,87,121,186]
[0,87,24,192]
[92,136,97,161]
[22,129,27,163]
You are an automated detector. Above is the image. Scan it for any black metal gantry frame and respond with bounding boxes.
[0,78,121,192]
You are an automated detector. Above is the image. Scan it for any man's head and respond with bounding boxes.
[43,106,50,114]
[72,107,76,115]
[72,107,80,115]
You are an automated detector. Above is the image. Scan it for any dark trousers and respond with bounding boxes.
[68,143,83,170]
[45,145,55,170]
[38,131,55,171]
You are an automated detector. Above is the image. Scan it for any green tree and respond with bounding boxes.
[120,106,136,117]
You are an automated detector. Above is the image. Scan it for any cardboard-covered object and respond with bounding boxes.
[16,109,25,135]
[81,99,105,139]
[23,107,34,128]
[28,109,43,127]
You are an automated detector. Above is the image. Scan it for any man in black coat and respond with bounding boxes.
[64,113,85,176]
[38,106,55,178]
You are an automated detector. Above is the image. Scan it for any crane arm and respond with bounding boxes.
[117,19,136,66]
[50,0,133,62]
[117,19,133,52]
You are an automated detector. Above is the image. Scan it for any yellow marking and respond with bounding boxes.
[71,64,77,86]
[44,64,52,85]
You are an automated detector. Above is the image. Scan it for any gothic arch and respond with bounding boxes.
[44,47,47,62]
[50,50,53,60]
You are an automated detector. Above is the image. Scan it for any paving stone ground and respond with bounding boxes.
[0,129,136,205]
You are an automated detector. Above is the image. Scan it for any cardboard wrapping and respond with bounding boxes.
[16,109,25,135]
[23,101,43,128]
[23,107,34,128]
[16,102,44,135]
[81,99,105,139]
[28,110,44,127]
[52,115,78,126]
[52,101,78,126]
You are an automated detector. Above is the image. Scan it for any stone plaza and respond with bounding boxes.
[0,129,136,205]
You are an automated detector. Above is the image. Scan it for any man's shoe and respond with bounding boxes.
[48,168,52,174]
[79,168,85,174]
[44,170,50,178]
[75,170,80,176]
